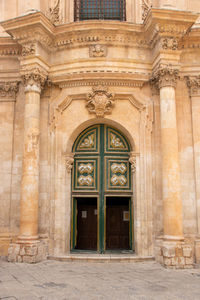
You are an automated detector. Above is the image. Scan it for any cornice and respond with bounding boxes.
[144,9,198,50]
[50,71,149,88]
[0,12,54,52]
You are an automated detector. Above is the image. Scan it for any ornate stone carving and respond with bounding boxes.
[150,64,179,90]
[21,68,47,92]
[0,81,19,100]
[186,76,200,97]
[162,38,179,51]
[65,153,75,173]
[129,152,137,173]
[86,85,114,118]
[45,0,60,25]
[89,45,107,57]
[22,43,36,56]
[142,0,151,21]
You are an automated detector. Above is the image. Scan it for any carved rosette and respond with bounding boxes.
[65,153,75,173]
[186,76,200,97]
[0,81,19,100]
[129,152,138,173]
[86,85,115,118]
[22,68,47,93]
[150,65,179,90]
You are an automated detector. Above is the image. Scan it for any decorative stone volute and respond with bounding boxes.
[86,85,115,118]
[129,152,138,173]
[21,68,47,93]
[150,64,179,90]
[65,153,75,173]
[186,76,200,97]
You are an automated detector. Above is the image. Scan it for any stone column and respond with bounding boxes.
[151,65,193,268]
[8,68,47,263]
[187,76,200,264]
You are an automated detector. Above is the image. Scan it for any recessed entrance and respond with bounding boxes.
[106,197,130,250]
[71,124,133,253]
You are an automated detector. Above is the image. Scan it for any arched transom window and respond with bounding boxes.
[74,0,126,21]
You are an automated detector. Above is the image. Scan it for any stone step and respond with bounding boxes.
[48,254,155,263]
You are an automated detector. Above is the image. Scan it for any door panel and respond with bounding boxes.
[106,198,130,250]
[76,199,97,250]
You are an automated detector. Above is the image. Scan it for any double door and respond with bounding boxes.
[71,125,133,252]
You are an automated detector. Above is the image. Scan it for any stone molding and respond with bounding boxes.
[0,81,20,100]
[150,65,179,90]
[186,76,200,97]
[21,68,47,93]
[65,153,75,173]
[86,85,115,118]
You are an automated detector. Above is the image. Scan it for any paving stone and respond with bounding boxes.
[0,259,200,300]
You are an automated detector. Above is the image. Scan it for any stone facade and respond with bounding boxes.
[0,0,200,268]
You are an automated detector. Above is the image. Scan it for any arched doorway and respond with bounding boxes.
[71,124,133,253]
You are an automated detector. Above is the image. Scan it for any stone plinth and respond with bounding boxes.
[8,240,47,263]
[155,238,194,269]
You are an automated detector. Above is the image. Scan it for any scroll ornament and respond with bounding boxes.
[129,152,137,173]
[65,153,75,173]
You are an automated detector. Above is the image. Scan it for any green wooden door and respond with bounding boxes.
[71,125,132,252]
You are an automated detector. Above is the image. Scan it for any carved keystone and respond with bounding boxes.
[86,85,114,118]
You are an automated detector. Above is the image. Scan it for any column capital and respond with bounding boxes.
[21,67,47,93]
[0,81,20,101]
[186,75,200,97]
[150,64,179,90]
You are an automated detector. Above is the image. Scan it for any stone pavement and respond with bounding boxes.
[0,259,200,300]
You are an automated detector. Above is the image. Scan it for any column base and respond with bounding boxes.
[7,239,48,263]
[155,237,194,269]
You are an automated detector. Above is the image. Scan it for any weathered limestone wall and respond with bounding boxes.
[0,101,14,254]
[176,80,197,236]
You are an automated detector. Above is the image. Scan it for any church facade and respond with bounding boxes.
[0,0,200,269]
